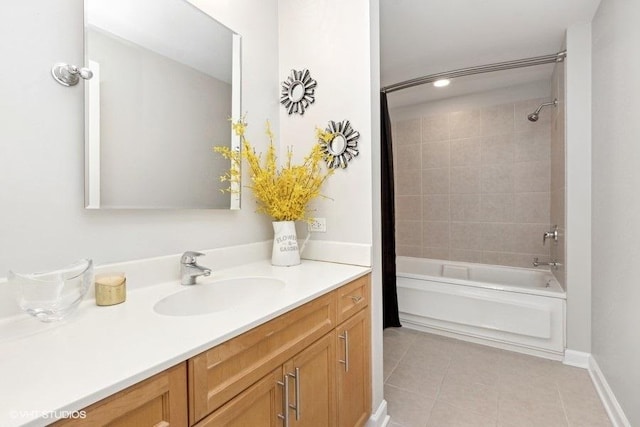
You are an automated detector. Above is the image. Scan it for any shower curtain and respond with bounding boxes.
[381,92,401,328]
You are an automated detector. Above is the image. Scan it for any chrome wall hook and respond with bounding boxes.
[51,63,94,87]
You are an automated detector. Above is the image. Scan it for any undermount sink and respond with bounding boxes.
[153,277,286,316]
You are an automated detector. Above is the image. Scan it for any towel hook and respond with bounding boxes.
[51,63,94,87]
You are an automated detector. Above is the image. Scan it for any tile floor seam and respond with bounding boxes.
[424,353,451,426]
[556,382,572,427]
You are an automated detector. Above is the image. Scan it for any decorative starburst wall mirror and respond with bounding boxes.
[280,69,317,115]
[319,120,360,169]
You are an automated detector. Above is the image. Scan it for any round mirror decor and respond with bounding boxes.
[280,69,317,115]
[319,120,361,169]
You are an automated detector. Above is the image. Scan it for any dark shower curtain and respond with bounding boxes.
[381,92,401,328]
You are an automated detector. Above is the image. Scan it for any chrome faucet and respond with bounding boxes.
[542,225,559,245]
[180,251,212,285]
[532,257,561,270]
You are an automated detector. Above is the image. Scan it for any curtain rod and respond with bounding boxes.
[381,50,566,94]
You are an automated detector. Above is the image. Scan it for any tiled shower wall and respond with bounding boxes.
[393,97,553,268]
[550,62,566,288]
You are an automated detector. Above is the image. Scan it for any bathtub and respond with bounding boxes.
[396,257,567,359]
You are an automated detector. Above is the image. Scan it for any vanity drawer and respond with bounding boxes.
[336,275,370,324]
[188,291,336,424]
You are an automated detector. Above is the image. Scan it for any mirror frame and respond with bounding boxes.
[319,120,361,169]
[280,69,316,115]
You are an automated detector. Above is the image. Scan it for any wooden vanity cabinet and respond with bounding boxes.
[336,309,371,427]
[193,274,371,427]
[53,363,188,427]
[56,274,370,427]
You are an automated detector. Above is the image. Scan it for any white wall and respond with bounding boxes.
[564,23,592,353]
[277,0,382,418]
[278,0,373,247]
[0,0,278,276]
[591,0,640,424]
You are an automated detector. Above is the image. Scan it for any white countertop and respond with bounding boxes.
[0,259,370,427]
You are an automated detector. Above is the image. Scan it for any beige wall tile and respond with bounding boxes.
[395,169,422,195]
[395,195,422,221]
[504,223,550,255]
[394,118,421,145]
[396,143,422,171]
[513,192,550,223]
[514,130,551,163]
[481,134,514,165]
[422,114,449,142]
[396,220,422,246]
[450,109,481,139]
[422,141,450,168]
[480,193,514,222]
[392,96,556,271]
[451,137,481,166]
[423,247,450,260]
[481,103,514,137]
[480,164,514,193]
[451,222,484,250]
[397,245,422,257]
[451,166,481,194]
[451,194,481,221]
[450,249,484,263]
[424,194,450,221]
[513,160,550,192]
[480,223,510,252]
[422,168,450,194]
[423,221,449,248]
[482,252,544,268]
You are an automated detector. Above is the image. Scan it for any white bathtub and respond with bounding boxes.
[396,257,567,359]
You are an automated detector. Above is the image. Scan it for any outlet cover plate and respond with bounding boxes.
[308,218,326,232]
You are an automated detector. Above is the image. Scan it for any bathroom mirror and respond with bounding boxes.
[84,0,241,209]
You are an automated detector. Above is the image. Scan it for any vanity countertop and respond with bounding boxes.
[0,259,371,427]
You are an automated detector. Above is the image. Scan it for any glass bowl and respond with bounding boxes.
[7,259,94,322]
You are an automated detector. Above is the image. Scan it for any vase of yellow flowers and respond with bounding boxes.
[215,117,334,266]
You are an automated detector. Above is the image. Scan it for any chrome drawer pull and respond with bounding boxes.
[277,377,289,427]
[287,368,301,420]
[338,330,350,372]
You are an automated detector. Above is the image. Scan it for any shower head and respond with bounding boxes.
[527,99,558,122]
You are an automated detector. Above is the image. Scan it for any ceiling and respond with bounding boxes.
[381,0,601,108]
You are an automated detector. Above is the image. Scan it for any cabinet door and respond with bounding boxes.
[53,363,188,427]
[195,368,284,427]
[336,309,371,427]
[284,333,336,427]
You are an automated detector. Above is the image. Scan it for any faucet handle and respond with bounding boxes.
[181,251,205,264]
[542,225,559,245]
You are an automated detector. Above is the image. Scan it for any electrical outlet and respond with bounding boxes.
[308,217,326,232]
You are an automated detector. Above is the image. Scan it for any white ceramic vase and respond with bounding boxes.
[272,221,301,266]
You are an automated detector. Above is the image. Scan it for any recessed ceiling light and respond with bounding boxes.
[433,79,450,88]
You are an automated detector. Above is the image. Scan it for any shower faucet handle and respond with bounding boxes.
[542,225,559,245]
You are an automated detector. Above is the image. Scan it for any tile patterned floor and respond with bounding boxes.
[383,327,612,427]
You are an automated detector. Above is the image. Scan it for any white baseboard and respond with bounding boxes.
[589,356,632,427]
[563,349,590,368]
[367,399,390,427]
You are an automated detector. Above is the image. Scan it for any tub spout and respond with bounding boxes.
[533,257,561,270]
